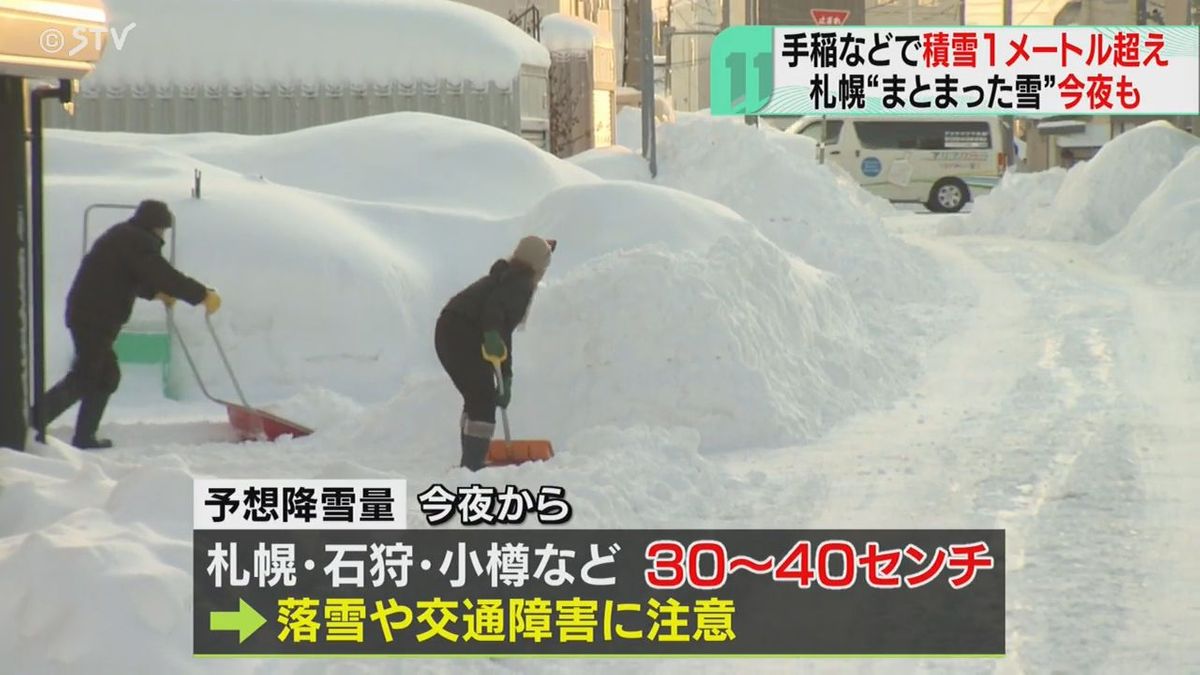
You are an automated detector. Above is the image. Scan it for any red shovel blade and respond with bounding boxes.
[225,403,313,442]
[487,439,554,466]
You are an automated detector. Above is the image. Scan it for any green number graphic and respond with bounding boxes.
[711,27,775,115]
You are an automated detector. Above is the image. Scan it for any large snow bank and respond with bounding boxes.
[945,121,1199,242]
[90,0,549,88]
[576,113,926,305]
[939,167,1070,237]
[1034,121,1198,242]
[1101,146,1200,285]
[142,113,599,217]
[519,233,896,450]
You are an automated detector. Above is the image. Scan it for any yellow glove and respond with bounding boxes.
[154,292,176,307]
[203,289,221,315]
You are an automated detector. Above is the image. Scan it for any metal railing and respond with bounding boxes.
[509,5,541,40]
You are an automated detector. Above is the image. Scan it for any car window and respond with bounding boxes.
[855,121,992,150]
[798,120,843,143]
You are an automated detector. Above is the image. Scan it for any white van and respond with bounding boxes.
[785,116,1007,213]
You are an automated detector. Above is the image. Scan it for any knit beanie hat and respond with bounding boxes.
[130,199,174,230]
[512,236,553,276]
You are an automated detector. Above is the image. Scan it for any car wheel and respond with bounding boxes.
[927,178,970,213]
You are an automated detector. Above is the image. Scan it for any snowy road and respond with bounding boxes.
[732,213,1200,673]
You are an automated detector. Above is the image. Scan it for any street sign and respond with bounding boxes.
[810,8,850,23]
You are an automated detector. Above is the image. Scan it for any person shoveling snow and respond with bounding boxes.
[434,236,555,470]
[34,199,222,449]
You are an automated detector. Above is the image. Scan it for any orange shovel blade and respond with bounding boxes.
[487,439,554,466]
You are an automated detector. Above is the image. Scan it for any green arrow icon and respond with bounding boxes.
[209,598,267,643]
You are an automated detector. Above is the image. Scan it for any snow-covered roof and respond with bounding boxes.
[540,13,613,52]
[85,0,551,89]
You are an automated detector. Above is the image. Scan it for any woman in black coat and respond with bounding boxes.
[435,236,554,470]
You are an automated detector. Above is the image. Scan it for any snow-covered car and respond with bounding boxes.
[786,115,1008,213]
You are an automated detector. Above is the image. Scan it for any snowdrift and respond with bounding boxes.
[574,114,926,305]
[947,121,1200,243]
[1101,146,1200,286]
[519,232,896,450]
[132,113,600,217]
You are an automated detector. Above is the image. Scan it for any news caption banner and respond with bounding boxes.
[194,479,1005,657]
[711,25,1200,116]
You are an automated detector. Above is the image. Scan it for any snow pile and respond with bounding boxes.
[518,232,897,451]
[540,14,606,53]
[91,0,549,88]
[570,144,650,181]
[578,113,926,304]
[518,180,755,270]
[1101,146,1200,285]
[151,113,600,216]
[944,121,1199,242]
[939,167,1070,236]
[1033,121,1198,242]
[0,453,197,675]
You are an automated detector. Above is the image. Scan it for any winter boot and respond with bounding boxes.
[72,392,113,449]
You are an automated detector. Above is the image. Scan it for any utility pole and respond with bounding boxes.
[641,0,658,176]
[743,0,756,126]
[0,76,27,451]
[1002,0,1015,170]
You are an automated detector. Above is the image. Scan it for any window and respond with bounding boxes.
[798,120,843,144]
[853,121,992,150]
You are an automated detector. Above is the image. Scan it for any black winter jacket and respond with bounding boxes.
[66,221,209,333]
[440,259,538,378]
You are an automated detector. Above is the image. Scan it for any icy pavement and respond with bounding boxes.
[729,214,1200,674]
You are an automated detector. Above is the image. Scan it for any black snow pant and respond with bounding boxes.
[38,323,120,444]
[434,311,498,471]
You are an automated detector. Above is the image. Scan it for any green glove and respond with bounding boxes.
[497,376,512,408]
[482,330,507,362]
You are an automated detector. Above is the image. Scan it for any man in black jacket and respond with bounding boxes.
[435,236,555,470]
[36,199,220,449]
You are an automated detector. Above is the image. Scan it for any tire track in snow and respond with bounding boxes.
[1023,242,1200,673]
[957,240,1140,675]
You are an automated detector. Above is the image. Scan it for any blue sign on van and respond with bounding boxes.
[861,157,882,177]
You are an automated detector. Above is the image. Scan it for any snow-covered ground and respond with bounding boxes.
[4,110,1200,674]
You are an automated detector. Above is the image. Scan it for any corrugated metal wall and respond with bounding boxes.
[43,66,551,150]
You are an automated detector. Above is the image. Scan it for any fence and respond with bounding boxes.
[44,66,551,150]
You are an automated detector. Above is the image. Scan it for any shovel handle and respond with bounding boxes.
[491,362,512,445]
[166,305,220,405]
[205,313,253,411]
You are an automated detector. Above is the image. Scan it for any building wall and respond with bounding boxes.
[867,0,963,24]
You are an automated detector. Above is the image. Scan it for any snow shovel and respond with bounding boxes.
[483,350,553,466]
[166,306,313,442]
